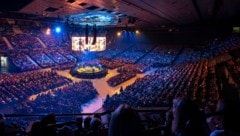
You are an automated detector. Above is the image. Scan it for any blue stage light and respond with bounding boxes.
[56,27,61,33]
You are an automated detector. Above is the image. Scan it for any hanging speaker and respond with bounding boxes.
[85,24,88,45]
[92,24,97,45]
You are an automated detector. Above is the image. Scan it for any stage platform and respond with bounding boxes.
[70,63,108,79]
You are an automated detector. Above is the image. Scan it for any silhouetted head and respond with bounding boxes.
[30,121,41,136]
[221,84,240,135]
[0,113,5,135]
[172,98,206,136]
[58,126,74,136]
[94,113,102,121]
[108,104,144,136]
[90,117,102,134]
[41,113,56,125]
[83,116,92,130]
[76,117,83,130]
[40,113,57,136]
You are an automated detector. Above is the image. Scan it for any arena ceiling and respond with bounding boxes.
[0,0,240,27]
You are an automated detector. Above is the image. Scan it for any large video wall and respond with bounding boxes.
[72,37,106,51]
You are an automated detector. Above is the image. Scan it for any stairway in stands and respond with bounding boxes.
[2,37,14,49]
[134,46,157,64]
[171,47,185,65]
[26,55,41,68]
[12,25,23,34]
[36,38,47,48]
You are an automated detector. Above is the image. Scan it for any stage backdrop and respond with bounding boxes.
[72,36,106,51]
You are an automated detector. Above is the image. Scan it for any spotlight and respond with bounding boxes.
[117,32,121,36]
[55,27,61,33]
[135,30,139,34]
[46,28,51,35]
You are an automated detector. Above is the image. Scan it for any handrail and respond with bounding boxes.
[205,111,223,117]
[4,108,225,119]
[5,113,100,118]
[4,107,170,118]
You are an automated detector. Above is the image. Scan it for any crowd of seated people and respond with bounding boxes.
[225,57,240,85]
[114,46,150,64]
[97,48,125,59]
[7,30,239,74]
[98,46,154,70]
[117,64,142,74]
[204,65,219,110]
[8,48,78,71]
[107,64,138,87]
[100,45,178,72]
[14,81,98,114]
[28,50,56,68]
[203,35,240,58]
[174,48,203,64]
[38,34,65,48]
[1,19,240,136]
[116,63,150,75]
[6,34,43,50]
[174,35,240,64]
[98,35,240,72]
[98,45,152,67]
[44,50,70,65]
[106,63,150,87]
[8,50,40,71]
[17,22,41,34]
[52,62,76,70]
[0,70,72,105]
[135,63,150,73]
[138,46,181,69]
[107,72,136,87]
[99,58,125,69]
[0,50,239,136]
[104,60,212,109]
[103,36,239,108]
[57,48,77,62]
[2,88,240,136]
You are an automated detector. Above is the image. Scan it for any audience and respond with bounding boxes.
[40,113,57,136]
[0,20,240,136]
[171,98,209,136]
[0,70,71,104]
[29,121,41,136]
[6,34,42,49]
[90,117,103,136]
[0,113,5,136]
[108,104,145,136]
[9,50,40,71]
[14,81,98,114]
[209,84,240,136]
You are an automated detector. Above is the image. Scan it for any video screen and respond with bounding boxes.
[72,37,106,51]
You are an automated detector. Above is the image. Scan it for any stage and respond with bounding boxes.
[70,62,108,79]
